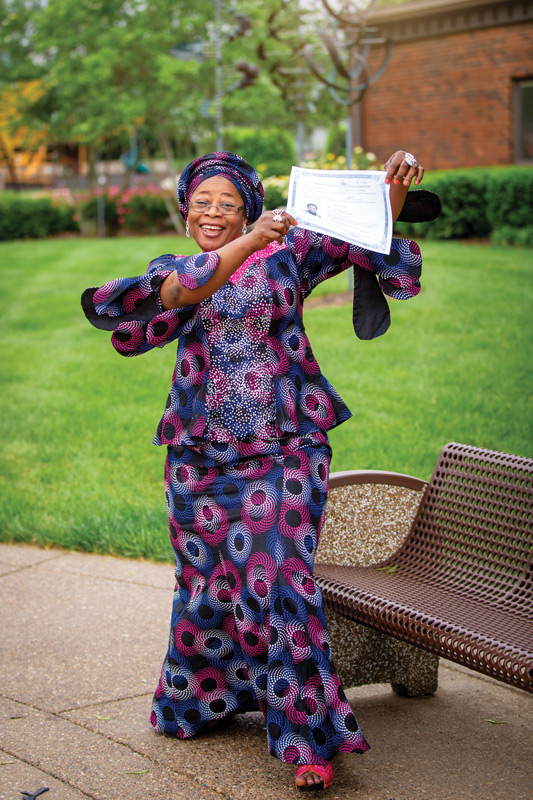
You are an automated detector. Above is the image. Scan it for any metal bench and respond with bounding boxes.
[316,442,533,694]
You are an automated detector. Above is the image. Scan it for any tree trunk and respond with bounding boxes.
[0,132,20,189]
[158,135,185,234]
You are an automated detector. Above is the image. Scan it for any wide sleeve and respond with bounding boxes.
[285,227,421,299]
[81,251,219,357]
[285,227,422,340]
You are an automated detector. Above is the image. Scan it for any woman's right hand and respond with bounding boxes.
[247,209,297,250]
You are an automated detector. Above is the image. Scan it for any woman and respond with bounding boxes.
[82,150,424,791]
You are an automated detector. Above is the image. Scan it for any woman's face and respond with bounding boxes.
[187,175,246,252]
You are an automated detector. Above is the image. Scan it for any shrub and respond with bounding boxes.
[262,175,290,210]
[411,173,491,240]
[200,127,295,178]
[491,224,533,248]
[77,189,120,236]
[486,171,533,230]
[302,147,383,172]
[516,225,533,248]
[325,123,347,158]
[76,184,173,235]
[0,193,77,241]
[117,186,170,234]
[394,169,533,241]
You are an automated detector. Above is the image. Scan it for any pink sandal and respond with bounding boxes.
[295,762,335,791]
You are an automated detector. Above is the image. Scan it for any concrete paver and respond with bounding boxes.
[0,752,92,800]
[1,699,220,800]
[1,542,531,800]
[43,550,175,590]
[1,565,169,712]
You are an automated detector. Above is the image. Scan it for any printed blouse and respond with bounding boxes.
[82,228,422,446]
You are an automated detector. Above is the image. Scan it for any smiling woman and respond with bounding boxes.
[187,177,246,250]
[81,149,425,792]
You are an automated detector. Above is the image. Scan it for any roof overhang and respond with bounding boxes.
[365,0,533,42]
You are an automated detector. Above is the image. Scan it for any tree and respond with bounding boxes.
[0,0,346,182]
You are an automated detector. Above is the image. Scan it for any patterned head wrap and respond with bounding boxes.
[177,151,264,223]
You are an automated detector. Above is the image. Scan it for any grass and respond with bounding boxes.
[1,235,531,561]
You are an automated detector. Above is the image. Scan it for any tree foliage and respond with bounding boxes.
[0,0,347,164]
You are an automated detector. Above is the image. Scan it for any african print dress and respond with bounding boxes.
[82,228,422,764]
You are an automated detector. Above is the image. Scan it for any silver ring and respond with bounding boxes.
[272,209,283,222]
[404,152,418,168]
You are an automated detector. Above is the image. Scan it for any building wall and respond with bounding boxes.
[360,21,533,169]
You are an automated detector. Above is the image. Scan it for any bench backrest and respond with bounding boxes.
[384,442,533,613]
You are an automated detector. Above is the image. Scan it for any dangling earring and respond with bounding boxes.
[242,223,247,235]
[185,221,190,238]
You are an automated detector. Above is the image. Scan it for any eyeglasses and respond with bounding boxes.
[189,200,245,215]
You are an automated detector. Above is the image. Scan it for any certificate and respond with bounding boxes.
[286,166,393,254]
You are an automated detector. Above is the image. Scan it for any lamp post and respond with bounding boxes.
[97,174,107,238]
[173,4,257,152]
[214,0,223,151]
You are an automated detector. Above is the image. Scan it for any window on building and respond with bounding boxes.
[514,79,533,163]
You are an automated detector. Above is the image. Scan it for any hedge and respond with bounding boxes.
[1,165,531,243]
[76,185,172,236]
[0,193,77,241]
[394,166,533,242]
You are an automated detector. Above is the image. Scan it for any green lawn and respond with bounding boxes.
[1,236,531,561]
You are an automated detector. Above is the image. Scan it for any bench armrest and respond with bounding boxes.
[329,469,427,492]
[317,470,427,568]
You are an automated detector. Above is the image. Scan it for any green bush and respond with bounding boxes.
[491,224,533,248]
[77,191,120,236]
[118,186,170,234]
[76,184,173,235]
[486,171,533,230]
[394,173,491,241]
[200,127,295,178]
[394,167,533,241]
[0,194,77,241]
[516,225,533,247]
[262,175,289,210]
[325,123,347,158]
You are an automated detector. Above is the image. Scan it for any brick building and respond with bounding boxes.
[355,0,533,169]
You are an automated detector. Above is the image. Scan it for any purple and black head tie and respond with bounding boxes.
[177,151,264,224]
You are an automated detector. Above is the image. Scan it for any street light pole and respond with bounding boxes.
[214,0,223,151]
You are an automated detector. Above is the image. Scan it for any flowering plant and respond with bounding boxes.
[75,183,173,235]
[262,148,382,210]
[302,147,382,171]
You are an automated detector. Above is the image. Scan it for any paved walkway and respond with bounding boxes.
[1,543,531,800]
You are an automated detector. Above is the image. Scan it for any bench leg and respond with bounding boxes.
[325,607,439,697]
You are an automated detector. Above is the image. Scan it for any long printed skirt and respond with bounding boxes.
[150,434,370,764]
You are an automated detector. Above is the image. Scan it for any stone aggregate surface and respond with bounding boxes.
[1,542,531,800]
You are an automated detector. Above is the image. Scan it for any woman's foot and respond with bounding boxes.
[295,762,335,791]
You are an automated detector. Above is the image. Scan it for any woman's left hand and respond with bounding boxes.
[384,150,424,187]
